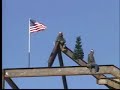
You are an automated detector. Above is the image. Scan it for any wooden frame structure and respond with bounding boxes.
[2,35,120,89]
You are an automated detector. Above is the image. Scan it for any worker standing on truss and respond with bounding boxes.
[56,32,66,51]
[87,49,99,72]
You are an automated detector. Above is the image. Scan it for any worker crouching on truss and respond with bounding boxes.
[87,49,99,73]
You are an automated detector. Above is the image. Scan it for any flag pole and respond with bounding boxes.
[28,18,31,67]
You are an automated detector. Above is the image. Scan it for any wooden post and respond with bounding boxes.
[58,48,68,89]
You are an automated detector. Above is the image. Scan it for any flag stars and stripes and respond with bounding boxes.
[30,19,47,33]
[28,19,47,67]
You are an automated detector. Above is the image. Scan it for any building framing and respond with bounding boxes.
[2,35,120,89]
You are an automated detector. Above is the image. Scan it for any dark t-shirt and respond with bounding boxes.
[56,35,66,44]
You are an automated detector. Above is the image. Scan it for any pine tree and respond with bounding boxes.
[73,36,84,60]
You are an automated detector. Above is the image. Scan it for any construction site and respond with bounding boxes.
[2,33,120,89]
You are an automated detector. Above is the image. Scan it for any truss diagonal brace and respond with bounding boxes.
[48,42,59,67]
[97,78,120,89]
[5,77,19,89]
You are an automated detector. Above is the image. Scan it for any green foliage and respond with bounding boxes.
[73,36,84,60]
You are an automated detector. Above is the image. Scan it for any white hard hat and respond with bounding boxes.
[90,49,94,52]
[59,32,62,34]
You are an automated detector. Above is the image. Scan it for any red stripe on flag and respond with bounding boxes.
[30,21,47,33]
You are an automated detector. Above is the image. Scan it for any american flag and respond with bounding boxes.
[30,19,47,33]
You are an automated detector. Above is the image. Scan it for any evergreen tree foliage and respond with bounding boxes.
[73,36,84,60]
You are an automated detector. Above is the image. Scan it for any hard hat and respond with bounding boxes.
[58,32,63,36]
[90,49,94,52]
[59,32,62,34]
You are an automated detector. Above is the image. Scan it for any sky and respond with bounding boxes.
[2,0,119,89]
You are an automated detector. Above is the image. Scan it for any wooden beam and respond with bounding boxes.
[58,49,68,89]
[112,79,120,83]
[48,42,59,67]
[4,66,113,78]
[110,66,120,79]
[97,78,120,89]
[60,45,120,89]
[5,77,19,89]
[100,77,120,82]
[60,45,87,66]
[61,76,68,89]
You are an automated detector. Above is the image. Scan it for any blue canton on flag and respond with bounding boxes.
[30,19,47,33]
